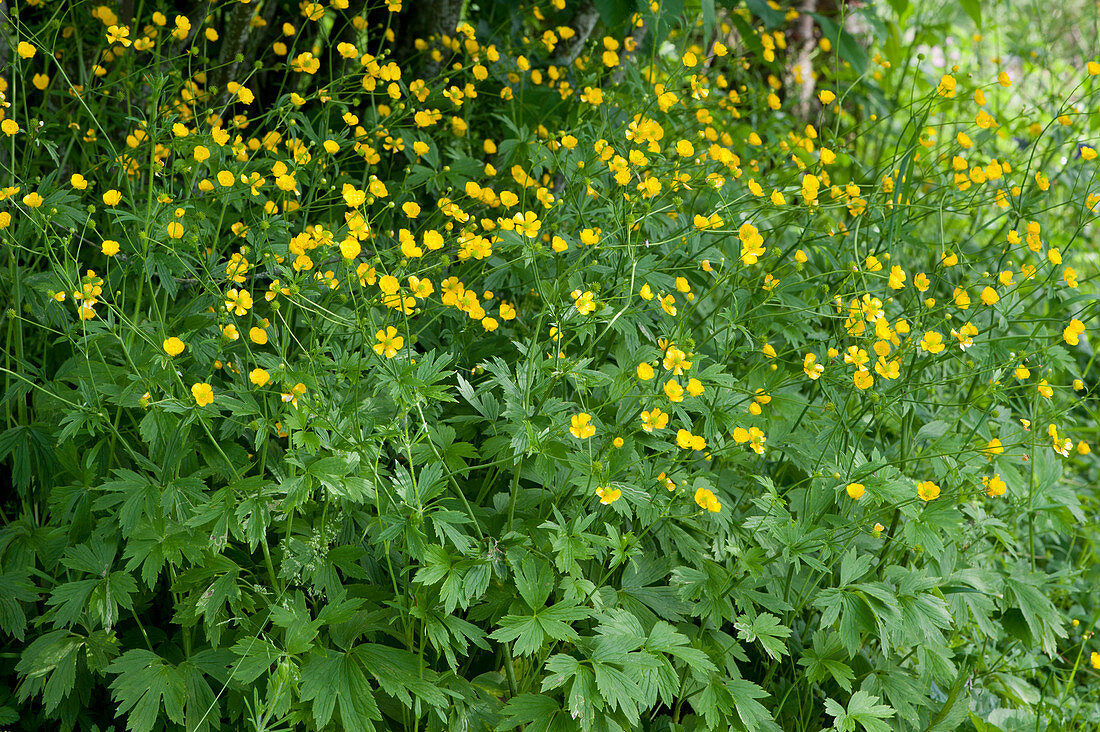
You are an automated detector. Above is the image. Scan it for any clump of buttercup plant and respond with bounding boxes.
[2,0,1100,730]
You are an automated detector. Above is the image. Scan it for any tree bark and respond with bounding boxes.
[795,0,819,118]
[395,0,466,80]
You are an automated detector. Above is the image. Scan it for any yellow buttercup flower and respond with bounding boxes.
[640,407,668,432]
[373,326,403,358]
[853,369,873,390]
[106,25,132,47]
[919,331,945,354]
[984,475,1007,497]
[224,289,253,316]
[664,379,684,403]
[572,290,596,315]
[191,382,214,407]
[570,412,595,438]
[936,74,957,97]
[803,353,823,380]
[1063,319,1086,345]
[662,347,691,375]
[596,485,621,505]
[163,337,185,356]
[917,480,940,502]
[694,487,721,512]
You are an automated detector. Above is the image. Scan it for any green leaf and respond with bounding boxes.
[915,420,951,443]
[745,0,785,27]
[300,649,381,731]
[593,0,635,30]
[0,424,58,497]
[956,0,981,27]
[543,654,599,728]
[15,630,85,713]
[986,672,1040,706]
[88,570,138,631]
[229,637,284,684]
[734,612,791,660]
[491,614,548,656]
[356,644,448,708]
[270,592,321,655]
[700,0,715,36]
[1004,573,1066,655]
[694,675,780,732]
[799,631,854,692]
[646,621,716,672]
[539,602,591,634]
[413,544,453,587]
[927,665,972,732]
[107,650,187,732]
[58,540,140,630]
[593,611,646,662]
[825,690,895,732]
[592,658,645,724]
[93,469,159,537]
[514,555,553,610]
[46,580,97,628]
[0,570,38,639]
[491,593,589,656]
[811,13,869,75]
[886,0,909,16]
[622,558,687,622]
[177,658,222,732]
[61,539,117,575]
[498,694,563,731]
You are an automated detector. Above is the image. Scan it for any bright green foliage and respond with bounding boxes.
[2,0,1100,730]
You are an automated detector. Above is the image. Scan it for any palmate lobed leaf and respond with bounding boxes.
[107,650,188,732]
[300,648,381,731]
[825,690,896,732]
[0,569,38,640]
